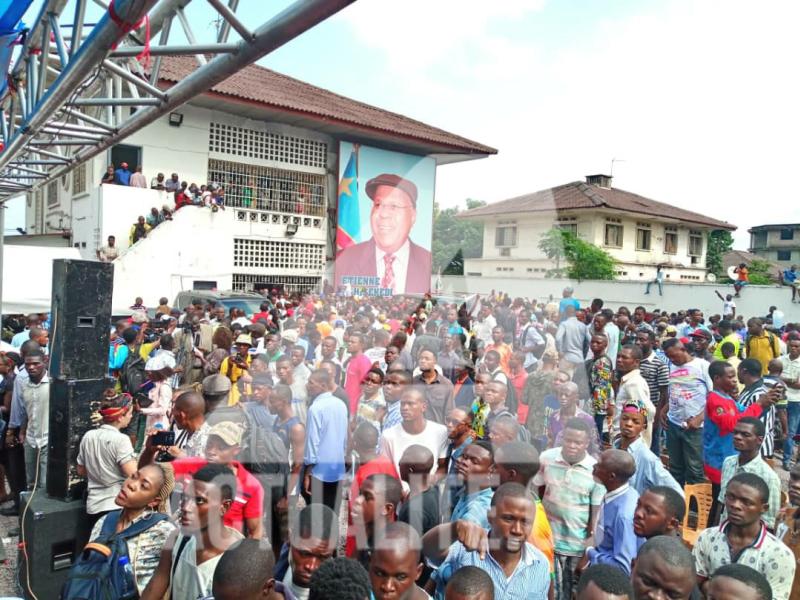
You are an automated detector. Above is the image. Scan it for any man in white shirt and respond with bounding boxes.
[614,345,655,446]
[473,305,497,349]
[8,349,49,489]
[380,388,448,482]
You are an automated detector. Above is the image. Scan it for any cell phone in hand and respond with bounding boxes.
[151,431,175,447]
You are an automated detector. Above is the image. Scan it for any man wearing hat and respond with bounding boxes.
[335,173,432,294]
[689,329,714,362]
[170,421,265,539]
[114,161,131,185]
[219,334,253,405]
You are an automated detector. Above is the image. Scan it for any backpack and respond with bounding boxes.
[239,406,289,477]
[61,510,168,600]
[120,346,146,399]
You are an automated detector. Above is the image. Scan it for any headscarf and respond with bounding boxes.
[99,391,133,423]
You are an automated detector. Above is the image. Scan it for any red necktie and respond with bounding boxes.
[382,254,396,289]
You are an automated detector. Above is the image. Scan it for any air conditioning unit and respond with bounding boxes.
[500,248,511,257]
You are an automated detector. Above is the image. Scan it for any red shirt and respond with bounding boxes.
[509,370,529,424]
[345,354,374,414]
[346,456,399,557]
[171,458,264,534]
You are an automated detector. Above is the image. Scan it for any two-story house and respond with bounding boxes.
[749,223,800,266]
[459,174,736,282]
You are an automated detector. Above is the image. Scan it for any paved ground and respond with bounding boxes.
[0,500,20,598]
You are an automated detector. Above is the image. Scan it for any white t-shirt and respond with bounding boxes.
[723,300,736,316]
[380,421,449,476]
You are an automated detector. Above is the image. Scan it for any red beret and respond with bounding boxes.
[365,173,418,207]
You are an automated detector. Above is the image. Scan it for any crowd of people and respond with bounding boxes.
[102,163,230,247]
[1,286,800,600]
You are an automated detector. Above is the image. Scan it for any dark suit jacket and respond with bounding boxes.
[335,237,432,294]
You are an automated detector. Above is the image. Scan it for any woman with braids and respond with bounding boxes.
[200,325,233,378]
[86,463,176,596]
[77,390,139,527]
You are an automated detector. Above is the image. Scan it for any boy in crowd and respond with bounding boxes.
[350,474,403,569]
[582,450,641,576]
[632,536,697,600]
[632,486,685,539]
[424,483,550,600]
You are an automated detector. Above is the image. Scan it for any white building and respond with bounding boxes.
[21,56,494,309]
[459,174,736,283]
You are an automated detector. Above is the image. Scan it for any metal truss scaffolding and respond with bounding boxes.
[0,0,355,198]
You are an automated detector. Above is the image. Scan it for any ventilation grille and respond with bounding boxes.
[209,122,327,169]
[233,238,324,271]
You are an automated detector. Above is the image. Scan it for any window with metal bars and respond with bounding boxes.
[232,273,321,294]
[233,238,325,271]
[72,163,87,196]
[208,122,327,169]
[688,230,703,257]
[208,158,326,216]
[47,181,58,207]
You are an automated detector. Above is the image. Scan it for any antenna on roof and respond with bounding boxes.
[610,158,626,177]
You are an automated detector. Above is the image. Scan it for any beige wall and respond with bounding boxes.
[468,209,711,280]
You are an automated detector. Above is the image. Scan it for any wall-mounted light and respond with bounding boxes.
[286,223,298,236]
[168,112,184,127]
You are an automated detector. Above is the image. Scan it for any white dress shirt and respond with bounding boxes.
[376,240,410,293]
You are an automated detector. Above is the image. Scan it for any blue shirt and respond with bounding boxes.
[303,391,348,482]
[382,399,402,432]
[784,269,797,284]
[450,487,493,528]
[616,438,684,498]
[447,438,473,511]
[432,541,549,600]
[587,484,642,575]
[114,168,131,185]
[558,297,580,320]
[10,329,30,348]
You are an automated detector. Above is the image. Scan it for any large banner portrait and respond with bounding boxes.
[335,142,435,296]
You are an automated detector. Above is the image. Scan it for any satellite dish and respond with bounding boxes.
[727,266,738,280]
[706,272,717,283]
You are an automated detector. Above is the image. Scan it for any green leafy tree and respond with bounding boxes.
[707,230,734,276]
[538,228,616,281]
[745,259,776,285]
[432,198,485,274]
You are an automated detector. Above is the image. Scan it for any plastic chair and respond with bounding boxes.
[682,483,714,548]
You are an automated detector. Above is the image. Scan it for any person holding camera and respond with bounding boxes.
[219,334,253,405]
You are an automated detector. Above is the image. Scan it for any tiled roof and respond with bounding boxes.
[460,181,735,230]
[155,56,496,156]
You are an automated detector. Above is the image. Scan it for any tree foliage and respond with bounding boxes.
[707,230,734,276]
[432,199,485,274]
[745,259,776,285]
[538,228,616,281]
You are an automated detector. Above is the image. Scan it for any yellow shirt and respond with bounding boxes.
[745,333,780,375]
[712,333,741,360]
[219,355,251,405]
[528,500,555,574]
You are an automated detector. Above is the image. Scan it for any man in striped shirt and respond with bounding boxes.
[737,359,775,458]
[635,329,670,455]
[533,418,605,600]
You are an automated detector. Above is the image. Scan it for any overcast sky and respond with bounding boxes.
[8,0,800,248]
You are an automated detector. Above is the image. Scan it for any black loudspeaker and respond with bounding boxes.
[49,259,114,380]
[47,378,109,500]
[18,491,88,600]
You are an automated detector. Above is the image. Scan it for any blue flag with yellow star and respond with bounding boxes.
[336,147,359,251]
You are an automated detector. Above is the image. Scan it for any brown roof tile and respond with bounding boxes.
[460,180,736,230]
[155,56,496,156]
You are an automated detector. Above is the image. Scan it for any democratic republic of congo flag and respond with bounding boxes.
[336,147,360,252]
